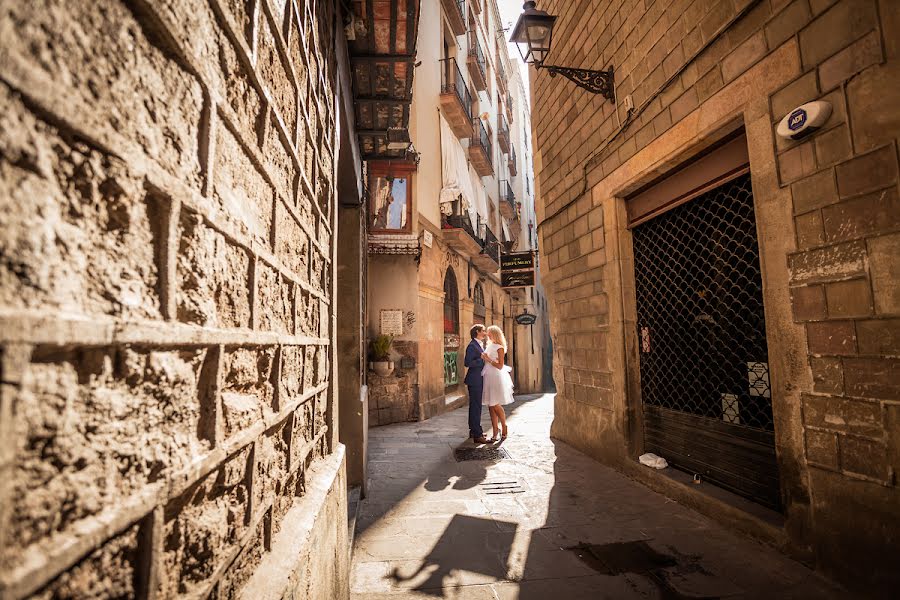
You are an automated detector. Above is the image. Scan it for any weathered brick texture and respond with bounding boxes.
[0,0,339,597]
[533,0,899,594]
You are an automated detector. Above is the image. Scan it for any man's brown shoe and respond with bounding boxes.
[473,436,489,444]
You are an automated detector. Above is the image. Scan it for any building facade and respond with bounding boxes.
[0,0,393,597]
[365,0,548,426]
[530,0,899,595]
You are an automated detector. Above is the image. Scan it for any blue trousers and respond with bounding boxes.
[466,384,484,439]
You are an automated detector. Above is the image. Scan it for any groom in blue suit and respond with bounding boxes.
[464,324,490,444]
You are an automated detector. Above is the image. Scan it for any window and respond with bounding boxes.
[473,282,486,321]
[443,269,459,334]
[368,161,414,232]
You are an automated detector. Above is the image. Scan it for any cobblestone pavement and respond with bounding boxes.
[351,394,847,599]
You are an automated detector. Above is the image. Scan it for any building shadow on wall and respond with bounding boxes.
[389,514,517,595]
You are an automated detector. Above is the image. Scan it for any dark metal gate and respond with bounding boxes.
[633,173,780,510]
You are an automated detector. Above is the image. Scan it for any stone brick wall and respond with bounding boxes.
[0,0,344,597]
[531,0,898,594]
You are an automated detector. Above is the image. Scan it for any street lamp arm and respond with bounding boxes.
[538,64,615,100]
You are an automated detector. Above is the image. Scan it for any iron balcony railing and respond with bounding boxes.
[508,145,517,173]
[481,225,500,263]
[442,198,481,242]
[506,93,514,122]
[472,118,492,166]
[468,32,486,80]
[496,58,507,91]
[501,180,515,210]
[498,113,510,145]
[439,57,473,121]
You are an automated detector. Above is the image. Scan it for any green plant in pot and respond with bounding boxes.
[369,334,394,377]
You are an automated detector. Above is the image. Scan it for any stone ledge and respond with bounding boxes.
[240,444,348,599]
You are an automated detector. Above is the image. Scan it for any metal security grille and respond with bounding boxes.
[633,173,780,510]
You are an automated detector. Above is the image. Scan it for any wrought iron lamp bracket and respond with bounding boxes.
[539,64,614,101]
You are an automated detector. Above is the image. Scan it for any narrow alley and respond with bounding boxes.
[350,394,843,599]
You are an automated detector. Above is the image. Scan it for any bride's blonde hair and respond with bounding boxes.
[486,325,507,350]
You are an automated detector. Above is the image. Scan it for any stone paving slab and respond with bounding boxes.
[351,394,849,599]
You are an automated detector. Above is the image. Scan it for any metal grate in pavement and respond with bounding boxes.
[454,447,511,462]
[479,480,524,494]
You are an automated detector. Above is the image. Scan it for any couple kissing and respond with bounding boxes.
[464,324,515,444]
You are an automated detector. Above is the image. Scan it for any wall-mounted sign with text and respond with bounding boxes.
[500,251,535,271]
[501,269,535,288]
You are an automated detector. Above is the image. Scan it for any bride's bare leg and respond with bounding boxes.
[498,406,508,438]
[489,406,499,440]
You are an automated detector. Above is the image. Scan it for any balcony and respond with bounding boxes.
[467,33,487,92]
[441,200,483,257]
[506,92,514,123]
[471,0,481,13]
[441,0,466,36]
[508,145,517,176]
[468,118,493,177]
[497,112,510,154]
[439,58,473,140]
[499,180,516,219]
[496,58,508,96]
[472,225,500,274]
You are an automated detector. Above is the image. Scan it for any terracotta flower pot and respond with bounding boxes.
[372,361,394,377]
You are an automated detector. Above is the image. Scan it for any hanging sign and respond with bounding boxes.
[501,269,535,288]
[515,312,537,325]
[500,252,535,271]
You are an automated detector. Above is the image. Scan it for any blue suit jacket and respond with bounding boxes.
[463,339,485,387]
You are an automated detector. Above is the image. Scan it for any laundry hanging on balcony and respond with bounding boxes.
[440,114,478,228]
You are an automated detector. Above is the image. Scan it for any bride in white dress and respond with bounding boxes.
[481,325,514,442]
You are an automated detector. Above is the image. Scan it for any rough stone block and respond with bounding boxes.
[292,400,315,464]
[798,0,879,69]
[766,0,813,49]
[9,347,211,570]
[795,210,825,249]
[805,428,840,469]
[810,356,845,394]
[222,347,276,438]
[258,12,297,137]
[265,113,297,203]
[788,240,867,284]
[822,186,900,243]
[310,247,327,294]
[791,168,839,214]
[806,320,858,355]
[847,61,900,153]
[835,144,899,199]
[840,435,890,480]
[152,0,262,145]
[802,393,882,436]
[275,202,310,282]
[844,357,900,400]
[220,0,255,46]
[856,318,900,355]
[220,519,265,599]
[791,285,827,321]
[254,421,290,516]
[825,278,873,317]
[177,211,252,329]
[31,524,140,599]
[867,232,900,314]
[160,446,252,597]
[1,0,204,184]
[778,140,817,184]
[819,29,883,91]
[0,86,163,319]
[280,345,307,404]
[722,30,768,82]
[297,290,321,337]
[256,263,294,334]
[813,125,852,168]
[214,121,275,245]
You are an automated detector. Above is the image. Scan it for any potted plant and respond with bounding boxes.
[369,334,394,377]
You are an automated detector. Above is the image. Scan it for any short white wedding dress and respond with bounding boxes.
[481,342,514,406]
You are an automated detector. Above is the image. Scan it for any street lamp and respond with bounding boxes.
[510,1,615,101]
